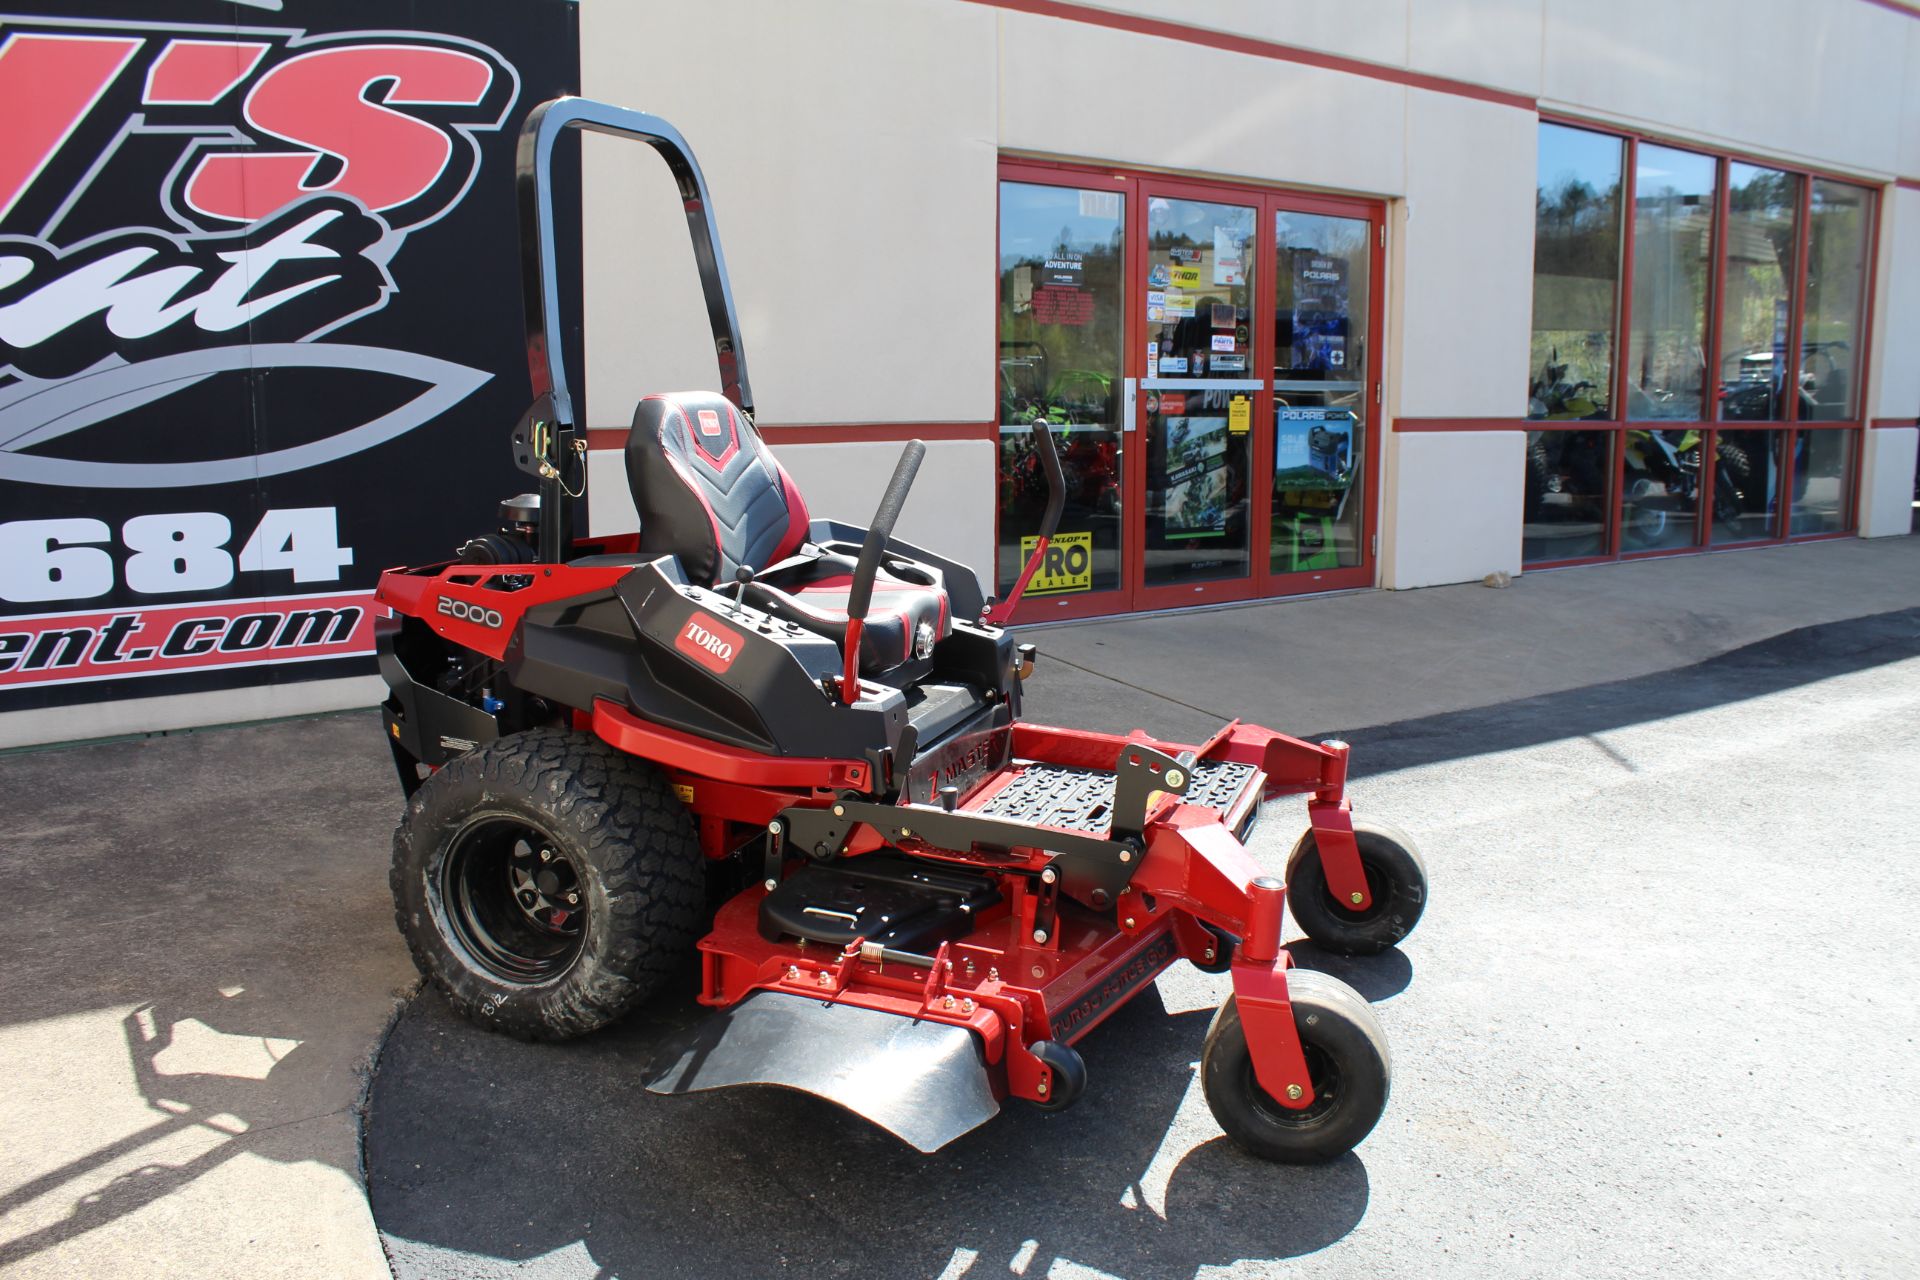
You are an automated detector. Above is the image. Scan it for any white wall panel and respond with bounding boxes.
[580,0,998,428]
[1872,187,1920,420]
[1903,21,1920,181]
[1858,428,1918,537]
[996,9,1408,199]
[1072,0,1408,68]
[771,440,998,591]
[1380,430,1524,588]
[1407,0,1543,99]
[1394,89,1538,419]
[1541,0,1906,178]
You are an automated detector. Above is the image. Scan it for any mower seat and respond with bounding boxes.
[742,552,950,672]
[627,391,950,674]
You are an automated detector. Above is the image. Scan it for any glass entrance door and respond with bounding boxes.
[1136,188,1260,605]
[995,164,1382,621]
[1268,209,1375,589]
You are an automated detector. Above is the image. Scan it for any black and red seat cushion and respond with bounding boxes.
[627,391,949,674]
[627,391,810,588]
[742,557,949,674]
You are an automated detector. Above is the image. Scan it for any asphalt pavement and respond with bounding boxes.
[4,534,1918,1279]
[366,602,1920,1278]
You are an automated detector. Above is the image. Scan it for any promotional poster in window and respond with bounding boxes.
[1287,247,1350,374]
[0,1,582,712]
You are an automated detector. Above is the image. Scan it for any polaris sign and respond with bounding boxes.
[0,2,580,717]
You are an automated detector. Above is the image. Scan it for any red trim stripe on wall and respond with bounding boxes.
[957,0,1537,112]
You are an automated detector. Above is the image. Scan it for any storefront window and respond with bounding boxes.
[1717,164,1799,422]
[1801,180,1872,422]
[1272,211,1370,573]
[1530,125,1623,421]
[1142,195,1256,588]
[1627,145,1715,420]
[1710,428,1783,542]
[1789,430,1853,534]
[1621,428,1702,551]
[1523,429,1612,561]
[996,180,1125,597]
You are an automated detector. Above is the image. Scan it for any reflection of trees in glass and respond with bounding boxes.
[1718,166,1797,420]
[1802,180,1869,420]
[1628,147,1714,419]
[998,183,1124,428]
[1530,125,1622,418]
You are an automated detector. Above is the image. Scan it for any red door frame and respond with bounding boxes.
[996,159,1385,623]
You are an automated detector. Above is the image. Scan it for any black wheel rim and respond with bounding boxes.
[441,816,586,984]
[1247,1039,1340,1128]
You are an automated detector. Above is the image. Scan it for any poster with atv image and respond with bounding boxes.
[0,1,581,711]
[1162,414,1231,539]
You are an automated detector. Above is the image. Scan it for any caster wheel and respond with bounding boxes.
[1285,817,1427,955]
[1028,1039,1087,1111]
[1201,972,1389,1163]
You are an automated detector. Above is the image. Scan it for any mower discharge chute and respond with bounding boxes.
[377,97,1428,1162]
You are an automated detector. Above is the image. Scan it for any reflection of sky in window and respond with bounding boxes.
[1537,122,1620,196]
[1000,183,1122,269]
[1636,144,1713,205]
[1148,197,1252,244]
[1277,211,1367,256]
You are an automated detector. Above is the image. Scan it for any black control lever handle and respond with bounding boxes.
[846,439,925,624]
[1031,418,1065,542]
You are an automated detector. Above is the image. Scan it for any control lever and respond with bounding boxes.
[732,563,756,605]
[984,419,1064,625]
[840,439,926,704]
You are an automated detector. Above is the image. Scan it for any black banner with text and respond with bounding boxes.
[0,1,580,710]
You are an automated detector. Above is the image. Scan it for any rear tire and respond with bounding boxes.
[1285,818,1427,955]
[391,727,704,1040]
[1201,972,1390,1163]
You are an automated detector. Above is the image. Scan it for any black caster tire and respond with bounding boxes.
[1028,1039,1087,1111]
[391,727,704,1040]
[1285,817,1427,956]
[1201,972,1389,1163]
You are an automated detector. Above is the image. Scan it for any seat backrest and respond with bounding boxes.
[627,391,811,586]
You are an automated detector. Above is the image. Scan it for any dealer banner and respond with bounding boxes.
[0,1,580,712]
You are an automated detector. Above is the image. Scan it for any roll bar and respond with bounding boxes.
[513,96,755,561]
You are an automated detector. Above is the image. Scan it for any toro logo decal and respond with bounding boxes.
[674,612,742,675]
[437,595,503,629]
[0,16,519,486]
[688,404,738,468]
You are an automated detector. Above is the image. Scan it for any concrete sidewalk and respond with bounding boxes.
[0,533,1914,1278]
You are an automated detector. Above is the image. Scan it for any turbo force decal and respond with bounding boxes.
[0,3,579,705]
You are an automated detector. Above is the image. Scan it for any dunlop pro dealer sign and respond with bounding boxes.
[1018,530,1093,596]
[0,2,579,713]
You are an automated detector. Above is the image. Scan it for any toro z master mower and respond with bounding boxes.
[378,99,1428,1161]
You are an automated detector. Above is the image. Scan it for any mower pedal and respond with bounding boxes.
[977,759,1259,835]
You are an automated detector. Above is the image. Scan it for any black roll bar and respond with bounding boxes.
[514,96,755,561]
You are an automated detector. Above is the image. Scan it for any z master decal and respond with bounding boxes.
[0,2,580,713]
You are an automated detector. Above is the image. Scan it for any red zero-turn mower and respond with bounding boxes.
[378,99,1428,1161]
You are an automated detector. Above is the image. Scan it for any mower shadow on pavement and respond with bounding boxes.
[1283,941,1413,1002]
[368,984,1373,1279]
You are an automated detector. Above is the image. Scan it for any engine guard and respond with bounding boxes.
[644,991,1000,1152]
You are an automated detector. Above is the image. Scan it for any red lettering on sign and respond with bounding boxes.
[1031,285,1093,327]
[0,33,143,220]
[144,39,271,106]
[182,44,495,222]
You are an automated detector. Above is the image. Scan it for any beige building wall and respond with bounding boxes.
[578,0,1919,597]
